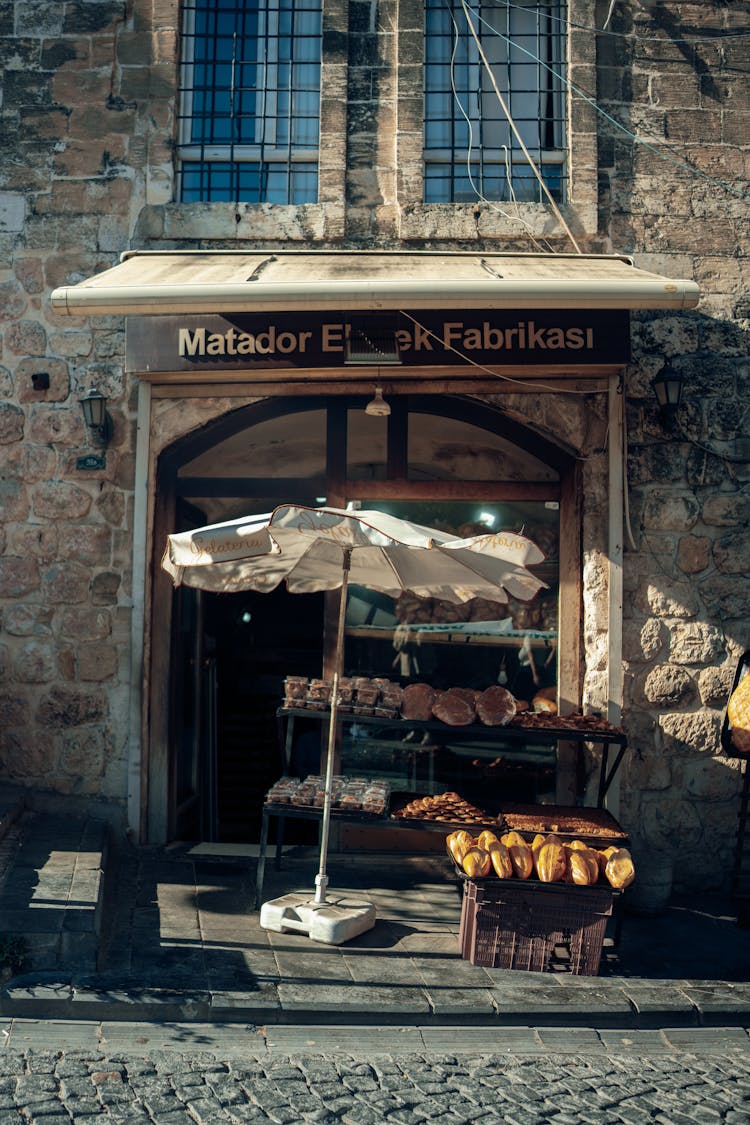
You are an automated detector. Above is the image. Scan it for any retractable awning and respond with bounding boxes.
[51,250,700,317]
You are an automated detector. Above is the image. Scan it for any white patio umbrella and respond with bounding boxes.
[162,503,546,942]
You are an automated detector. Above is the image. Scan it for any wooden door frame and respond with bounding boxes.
[147,392,581,843]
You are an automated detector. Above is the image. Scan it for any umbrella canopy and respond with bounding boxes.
[161,504,546,916]
[162,503,547,604]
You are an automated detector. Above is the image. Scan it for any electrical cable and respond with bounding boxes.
[472,4,750,200]
[678,433,750,465]
[621,388,639,551]
[602,0,618,32]
[443,0,554,249]
[399,310,606,395]
[494,0,750,44]
[459,0,584,251]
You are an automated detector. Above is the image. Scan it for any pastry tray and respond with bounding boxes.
[499,803,629,846]
[389,792,504,833]
[263,799,387,821]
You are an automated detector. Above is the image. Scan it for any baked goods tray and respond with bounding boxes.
[390,792,504,833]
[263,800,387,821]
[499,803,629,846]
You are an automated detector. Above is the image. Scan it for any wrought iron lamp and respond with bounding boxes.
[80,390,113,446]
[652,365,684,427]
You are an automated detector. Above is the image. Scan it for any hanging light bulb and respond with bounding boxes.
[365,386,391,417]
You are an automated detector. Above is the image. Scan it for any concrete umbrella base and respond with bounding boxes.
[260,891,377,945]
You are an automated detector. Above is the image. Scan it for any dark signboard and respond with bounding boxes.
[126,309,630,374]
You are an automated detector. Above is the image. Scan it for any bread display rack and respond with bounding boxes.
[252,704,628,908]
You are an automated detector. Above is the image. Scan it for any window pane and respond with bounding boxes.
[180,160,317,204]
[178,0,322,203]
[423,0,566,203]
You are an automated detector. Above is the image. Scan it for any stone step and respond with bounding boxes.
[0,809,109,978]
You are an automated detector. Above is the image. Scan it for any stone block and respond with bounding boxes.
[90,571,121,605]
[60,606,112,641]
[15,357,71,405]
[60,730,106,781]
[723,112,750,145]
[643,664,697,708]
[16,1,63,35]
[668,622,725,665]
[713,531,750,574]
[116,31,153,65]
[681,757,742,802]
[69,104,137,142]
[0,692,31,726]
[13,642,56,684]
[134,0,179,32]
[40,562,89,605]
[0,402,24,444]
[0,192,26,232]
[58,526,112,568]
[53,137,128,178]
[703,492,750,527]
[28,407,83,446]
[48,329,94,358]
[52,68,113,108]
[32,481,92,522]
[5,604,54,637]
[76,644,119,682]
[676,536,710,575]
[14,256,45,295]
[658,709,723,758]
[60,2,115,33]
[2,443,56,488]
[0,280,28,322]
[641,490,700,532]
[697,665,735,709]
[35,685,107,728]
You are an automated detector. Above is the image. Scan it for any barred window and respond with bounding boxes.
[177,0,322,203]
[424,0,566,204]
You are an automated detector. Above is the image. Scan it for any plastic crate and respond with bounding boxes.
[459,878,614,975]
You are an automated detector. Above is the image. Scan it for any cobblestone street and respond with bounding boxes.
[0,1024,748,1123]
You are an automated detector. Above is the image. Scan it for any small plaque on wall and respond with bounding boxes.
[76,454,106,471]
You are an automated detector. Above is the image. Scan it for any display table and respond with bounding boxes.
[252,707,628,908]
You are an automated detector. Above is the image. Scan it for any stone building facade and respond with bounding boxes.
[0,0,748,893]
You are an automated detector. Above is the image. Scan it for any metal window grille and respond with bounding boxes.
[424,0,567,204]
[177,0,322,203]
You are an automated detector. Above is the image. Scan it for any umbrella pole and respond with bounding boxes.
[314,547,352,905]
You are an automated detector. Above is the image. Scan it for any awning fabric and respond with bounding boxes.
[50,250,700,317]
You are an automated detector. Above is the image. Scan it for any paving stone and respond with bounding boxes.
[680,985,750,1026]
[276,981,432,1017]
[617,982,698,1028]
[597,1029,673,1053]
[663,1026,750,1051]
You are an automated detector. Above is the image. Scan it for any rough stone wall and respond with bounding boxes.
[596,0,750,891]
[0,0,154,814]
[0,0,748,889]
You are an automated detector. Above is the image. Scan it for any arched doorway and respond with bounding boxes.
[150,394,579,844]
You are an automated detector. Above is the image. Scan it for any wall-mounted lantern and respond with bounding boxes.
[652,365,684,427]
[80,390,113,446]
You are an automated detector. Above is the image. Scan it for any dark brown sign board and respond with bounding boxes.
[126,309,630,374]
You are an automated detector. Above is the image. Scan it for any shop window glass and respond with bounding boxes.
[346,410,388,481]
[342,498,560,804]
[177,0,322,203]
[343,497,559,698]
[407,412,558,481]
[423,0,566,203]
[179,409,327,479]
